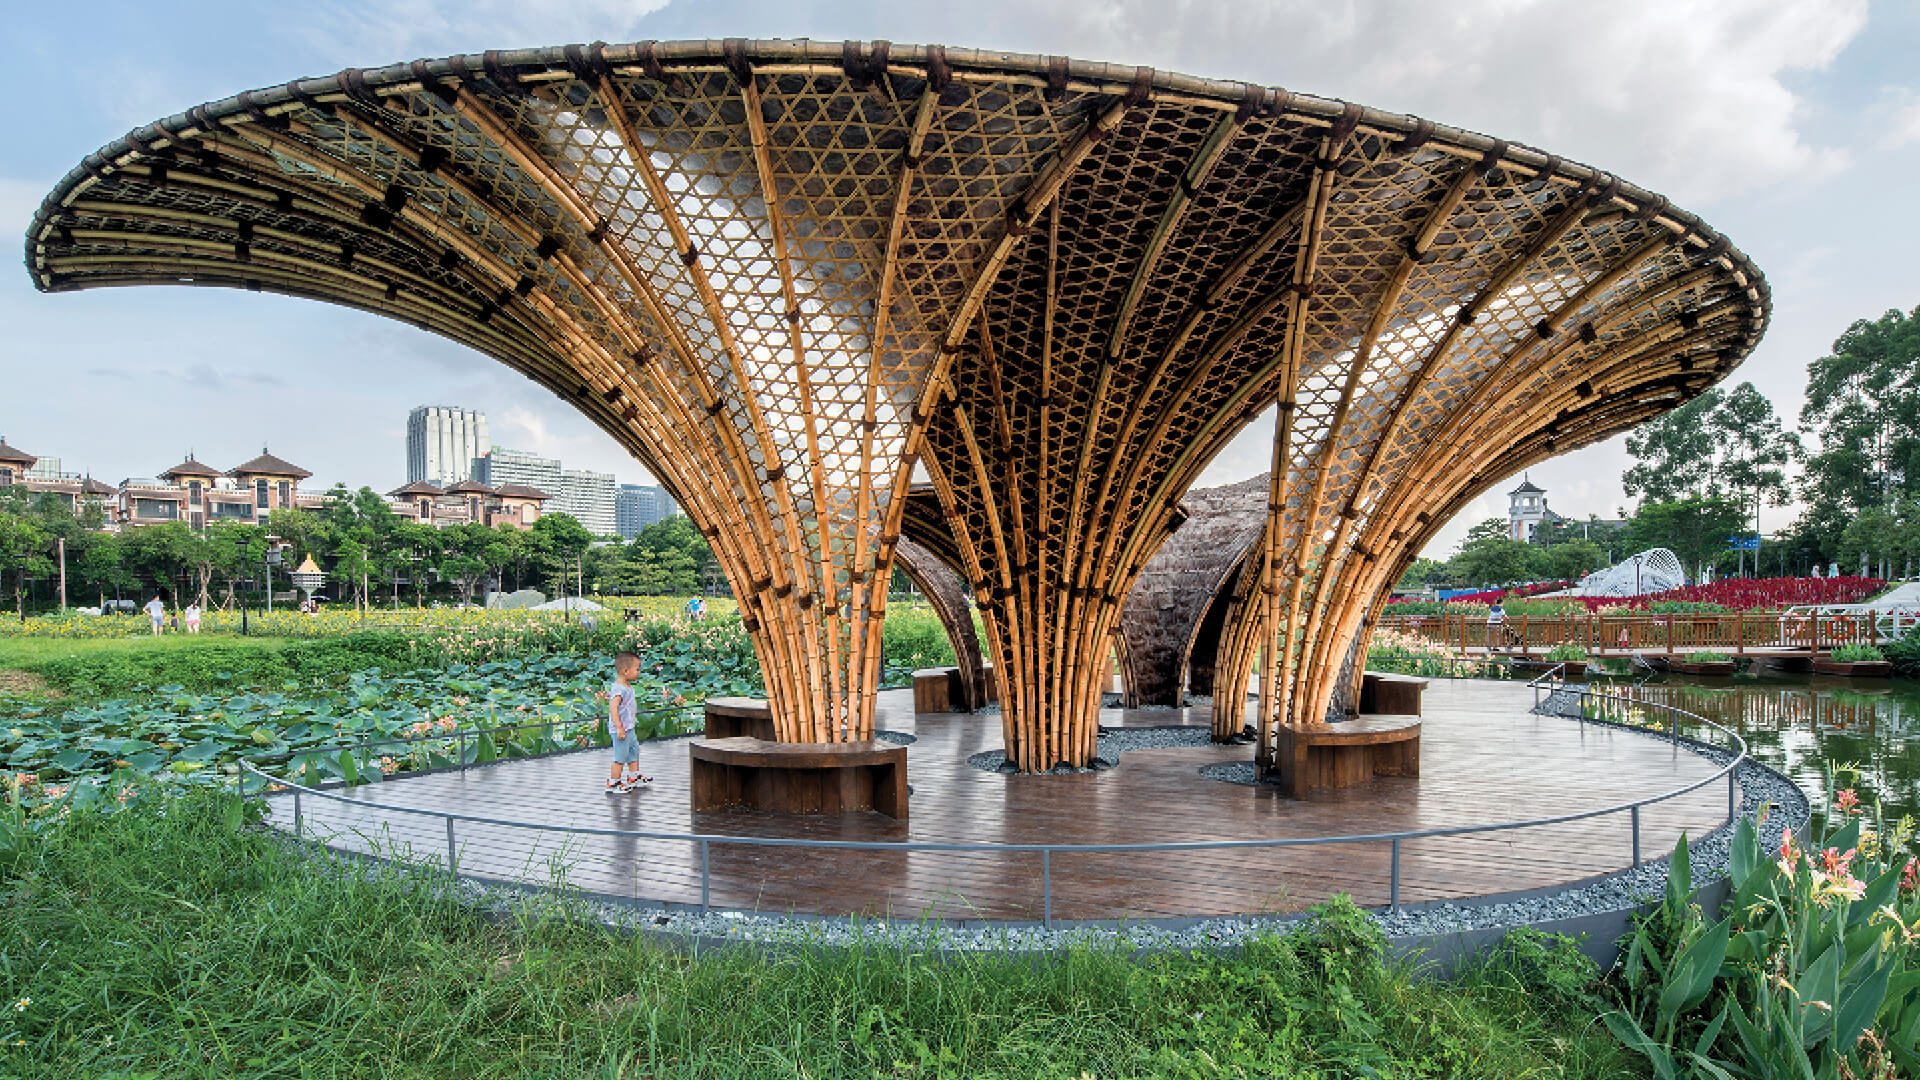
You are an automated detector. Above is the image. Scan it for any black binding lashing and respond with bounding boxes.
[1395,118,1433,154]
[482,50,515,88]
[926,46,952,93]
[1044,56,1069,101]
[842,41,869,88]
[417,144,449,174]
[1327,101,1364,145]
[723,39,752,84]
[635,42,669,83]
[1476,139,1508,175]
[1630,194,1670,223]
[1235,84,1265,121]
[534,235,561,260]
[338,69,377,105]
[1122,66,1154,108]
[236,90,273,126]
[866,40,891,83]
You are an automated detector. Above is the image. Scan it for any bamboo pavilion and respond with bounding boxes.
[25,40,1768,775]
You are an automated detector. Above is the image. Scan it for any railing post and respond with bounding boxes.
[1631,805,1641,867]
[1042,849,1053,929]
[446,816,457,873]
[1389,838,1401,914]
[293,788,302,838]
[1736,613,1744,655]
[1728,770,1737,825]
[459,729,468,772]
[700,839,711,909]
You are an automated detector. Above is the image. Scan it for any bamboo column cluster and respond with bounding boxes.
[26,40,1769,770]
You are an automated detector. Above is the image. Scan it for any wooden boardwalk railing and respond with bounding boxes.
[1378,610,1899,656]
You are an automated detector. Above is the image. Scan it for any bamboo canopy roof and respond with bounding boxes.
[24,39,1768,771]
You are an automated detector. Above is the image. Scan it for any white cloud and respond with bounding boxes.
[1879,88,1920,147]
[293,0,672,67]
[863,0,1864,204]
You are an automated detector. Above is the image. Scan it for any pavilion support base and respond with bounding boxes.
[1272,718,1422,799]
[703,698,777,740]
[689,738,908,819]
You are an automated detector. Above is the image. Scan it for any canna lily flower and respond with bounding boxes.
[1818,847,1857,876]
[1834,789,1863,815]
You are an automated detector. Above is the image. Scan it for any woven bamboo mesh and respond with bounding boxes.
[26,40,1768,770]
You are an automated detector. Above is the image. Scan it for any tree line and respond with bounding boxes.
[1402,302,1919,590]
[0,483,717,614]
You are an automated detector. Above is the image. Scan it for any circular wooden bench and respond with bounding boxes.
[689,737,909,819]
[703,697,776,741]
[913,667,963,714]
[1359,671,1429,716]
[1274,716,1421,798]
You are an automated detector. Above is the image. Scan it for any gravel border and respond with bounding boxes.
[966,724,1218,774]
[264,687,1808,955]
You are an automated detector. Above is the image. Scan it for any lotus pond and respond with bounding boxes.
[0,603,958,808]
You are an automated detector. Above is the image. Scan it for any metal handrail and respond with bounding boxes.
[242,682,1748,928]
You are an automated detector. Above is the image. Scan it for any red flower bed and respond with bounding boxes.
[1575,576,1884,613]
[1387,581,1571,605]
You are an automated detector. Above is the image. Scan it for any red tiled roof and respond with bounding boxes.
[387,481,445,497]
[492,483,550,500]
[444,479,494,495]
[0,439,35,466]
[228,450,312,479]
[80,477,116,495]
[160,458,223,478]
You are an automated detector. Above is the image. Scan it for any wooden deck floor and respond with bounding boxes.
[265,682,1733,921]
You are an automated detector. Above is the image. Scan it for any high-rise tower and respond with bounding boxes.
[406,406,489,488]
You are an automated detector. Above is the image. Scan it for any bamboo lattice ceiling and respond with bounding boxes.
[24,40,1768,771]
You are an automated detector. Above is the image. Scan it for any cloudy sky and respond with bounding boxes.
[4,0,1917,555]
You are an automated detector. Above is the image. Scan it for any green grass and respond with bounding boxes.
[0,791,1640,1078]
[0,633,427,701]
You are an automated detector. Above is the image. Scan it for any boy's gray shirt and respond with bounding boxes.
[608,680,637,737]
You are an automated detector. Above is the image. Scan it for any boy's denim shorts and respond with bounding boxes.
[612,729,641,764]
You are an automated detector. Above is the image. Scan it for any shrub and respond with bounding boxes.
[1545,644,1589,663]
[1829,642,1886,662]
[1684,651,1732,664]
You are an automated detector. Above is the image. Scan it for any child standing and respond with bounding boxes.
[605,651,651,793]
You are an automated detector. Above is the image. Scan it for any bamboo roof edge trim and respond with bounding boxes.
[24,37,1768,329]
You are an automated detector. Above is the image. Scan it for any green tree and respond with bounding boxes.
[438,523,509,607]
[1446,519,1535,587]
[0,510,50,618]
[1621,496,1749,580]
[1708,382,1797,575]
[530,513,595,598]
[120,522,197,604]
[1396,557,1443,589]
[266,507,326,562]
[1623,388,1723,502]
[76,531,132,609]
[1542,538,1604,582]
[1799,304,1920,555]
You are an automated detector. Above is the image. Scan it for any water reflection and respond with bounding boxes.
[1595,672,1920,832]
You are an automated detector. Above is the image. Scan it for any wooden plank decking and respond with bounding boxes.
[265,682,1733,921]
